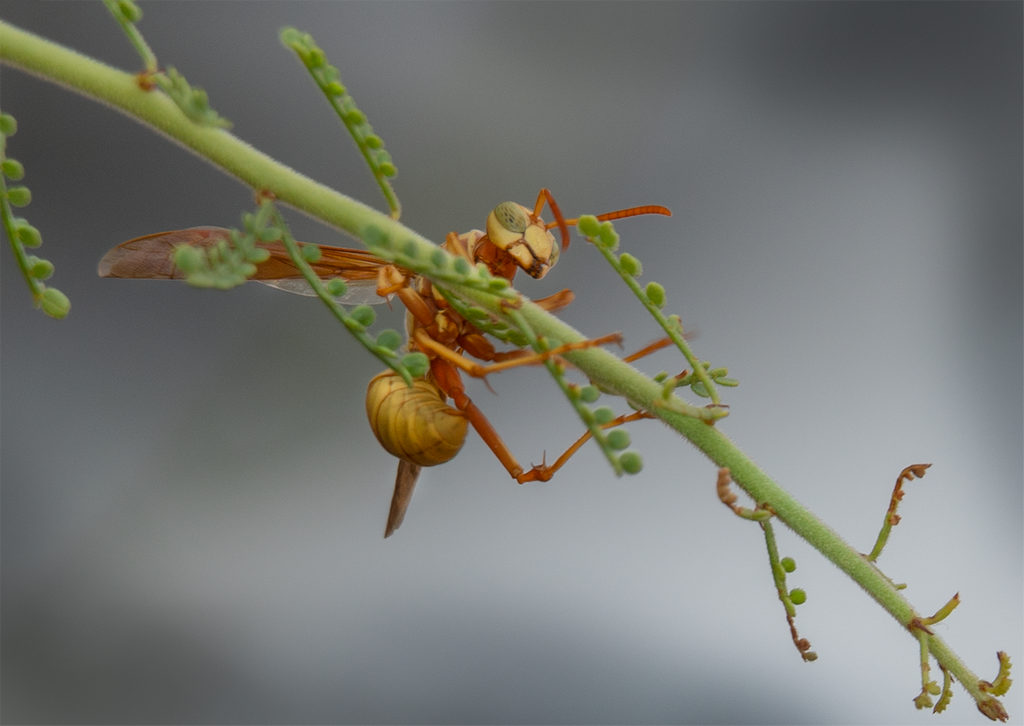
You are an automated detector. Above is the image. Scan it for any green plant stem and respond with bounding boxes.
[0,22,397,245]
[450,288,997,709]
[0,20,1005,718]
[0,184,42,299]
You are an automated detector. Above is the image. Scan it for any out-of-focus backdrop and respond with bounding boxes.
[2,4,1020,724]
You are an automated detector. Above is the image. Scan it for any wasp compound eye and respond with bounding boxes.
[492,201,529,234]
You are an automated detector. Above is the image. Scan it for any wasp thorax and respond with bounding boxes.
[486,202,559,279]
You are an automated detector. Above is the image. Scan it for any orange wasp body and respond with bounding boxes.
[99,189,670,536]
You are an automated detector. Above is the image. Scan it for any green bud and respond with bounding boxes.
[619,451,643,474]
[117,0,143,22]
[279,28,300,50]
[430,249,447,268]
[3,158,25,180]
[606,429,630,450]
[379,162,397,178]
[597,222,619,250]
[16,222,41,248]
[174,245,205,273]
[690,381,709,398]
[364,134,383,149]
[710,367,728,378]
[619,253,642,277]
[593,406,616,425]
[645,281,666,308]
[453,257,471,275]
[402,240,418,258]
[307,48,326,68]
[579,385,600,403]
[487,278,509,291]
[350,304,375,327]
[781,557,796,573]
[576,215,600,237]
[0,113,17,136]
[375,328,402,351]
[326,278,348,297]
[39,286,70,319]
[346,109,367,125]
[7,186,31,207]
[258,227,281,242]
[301,244,322,263]
[27,256,54,280]
[402,352,429,378]
[246,247,271,264]
[717,377,740,388]
[789,588,807,605]
[325,81,345,97]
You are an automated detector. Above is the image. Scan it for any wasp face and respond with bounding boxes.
[485,201,559,279]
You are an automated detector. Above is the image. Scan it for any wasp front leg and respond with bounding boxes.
[412,328,624,379]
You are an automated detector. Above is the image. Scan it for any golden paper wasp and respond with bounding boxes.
[99,189,670,536]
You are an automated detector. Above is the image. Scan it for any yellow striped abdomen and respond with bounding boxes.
[365,370,468,467]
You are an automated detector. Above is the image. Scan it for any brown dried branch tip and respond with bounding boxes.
[980,652,1014,697]
[933,665,954,714]
[786,610,818,662]
[976,651,1012,720]
[716,467,770,521]
[716,467,740,512]
[716,469,815,660]
[865,463,932,562]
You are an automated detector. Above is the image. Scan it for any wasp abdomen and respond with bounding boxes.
[365,370,468,467]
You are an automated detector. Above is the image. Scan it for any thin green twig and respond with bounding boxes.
[578,215,725,406]
[102,0,156,72]
[281,28,400,219]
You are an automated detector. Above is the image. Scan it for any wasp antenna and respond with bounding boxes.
[537,188,571,251]
[562,205,672,228]
[595,205,672,222]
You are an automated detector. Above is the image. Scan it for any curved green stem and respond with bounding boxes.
[0,19,1007,720]
[0,21,401,244]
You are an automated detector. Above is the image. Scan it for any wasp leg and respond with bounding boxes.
[516,411,655,483]
[412,328,623,379]
[622,336,674,363]
[429,358,531,481]
[533,288,575,312]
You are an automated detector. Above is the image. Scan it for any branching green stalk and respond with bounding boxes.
[578,215,723,406]
[0,20,1009,720]
[265,208,425,385]
[280,28,400,219]
[101,0,156,72]
[0,110,70,318]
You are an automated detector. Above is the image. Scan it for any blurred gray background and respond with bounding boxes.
[1,3,1020,724]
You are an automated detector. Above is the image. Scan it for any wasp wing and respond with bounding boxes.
[257,278,390,305]
[99,227,387,293]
